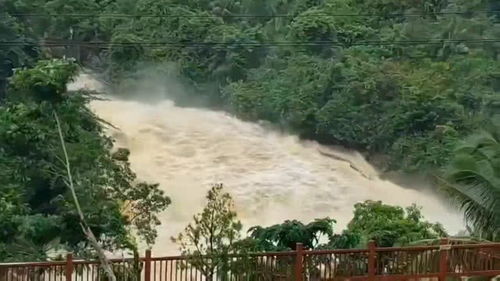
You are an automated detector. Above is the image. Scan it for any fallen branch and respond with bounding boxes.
[54,111,117,281]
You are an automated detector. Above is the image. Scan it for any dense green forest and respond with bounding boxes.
[0,59,171,261]
[1,0,500,261]
[3,0,500,168]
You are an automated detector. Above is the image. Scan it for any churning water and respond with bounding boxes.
[69,74,464,255]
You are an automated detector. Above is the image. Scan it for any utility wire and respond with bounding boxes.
[6,10,500,19]
[1,39,499,48]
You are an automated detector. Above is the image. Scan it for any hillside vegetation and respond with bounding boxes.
[1,0,499,254]
[4,0,500,171]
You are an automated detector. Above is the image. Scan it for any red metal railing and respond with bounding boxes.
[1,239,499,281]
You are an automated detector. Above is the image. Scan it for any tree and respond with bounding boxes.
[441,118,500,241]
[326,230,362,249]
[0,59,170,261]
[247,218,336,250]
[0,6,39,98]
[346,201,447,247]
[172,184,242,280]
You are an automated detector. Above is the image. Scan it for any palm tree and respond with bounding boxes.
[441,119,500,241]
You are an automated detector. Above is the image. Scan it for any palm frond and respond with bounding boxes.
[440,122,500,240]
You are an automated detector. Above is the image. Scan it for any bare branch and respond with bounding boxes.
[54,111,117,281]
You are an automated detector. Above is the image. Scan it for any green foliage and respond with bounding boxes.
[248,218,336,250]
[103,0,266,89]
[172,184,242,279]
[8,0,499,174]
[226,44,500,171]
[290,8,336,42]
[172,198,449,255]
[5,0,500,249]
[327,230,362,249]
[8,59,78,102]
[0,59,170,261]
[107,33,145,78]
[0,6,39,97]
[346,201,447,247]
[353,0,448,16]
[442,118,500,241]
[4,0,110,41]
[224,53,334,132]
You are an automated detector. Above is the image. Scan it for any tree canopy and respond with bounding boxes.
[174,185,448,255]
[345,201,447,247]
[172,184,243,279]
[0,59,170,261]
[248,218,336,250]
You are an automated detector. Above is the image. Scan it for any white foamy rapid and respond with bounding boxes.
[69,74,464,255]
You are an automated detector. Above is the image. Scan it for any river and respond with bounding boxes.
[69,74,464,255]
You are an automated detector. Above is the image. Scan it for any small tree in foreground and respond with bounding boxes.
[346,200,448,247]
[248,218,336,251]
[172,184,242,280]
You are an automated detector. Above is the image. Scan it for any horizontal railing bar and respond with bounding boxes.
[304,248,369,255]
[374,273,439,281]
[249,250,297,256]
[0,258,138,266]
[150,251,297,261]
[447,270,500,276]
[375,243,500,252]
[150,256,185,261]
[73,259,136,265]
[0,261,66,266]
[376,246,439,252]
[378,272,440,276]
[451,243,500,249]
[348,276,370,281]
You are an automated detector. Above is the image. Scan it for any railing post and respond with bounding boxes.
[368,240,376,281]
[65,253,73,281]
[145,249,152,281]
[439,238,450,281]
[294,243,304,281]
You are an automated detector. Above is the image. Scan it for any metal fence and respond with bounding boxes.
[1,239,499,281]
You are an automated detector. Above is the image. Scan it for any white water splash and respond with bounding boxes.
[69,74,464,255]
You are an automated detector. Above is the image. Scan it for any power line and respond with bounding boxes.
[1,39,500,48]
[3,39,500,46]
[7,10,500,19]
